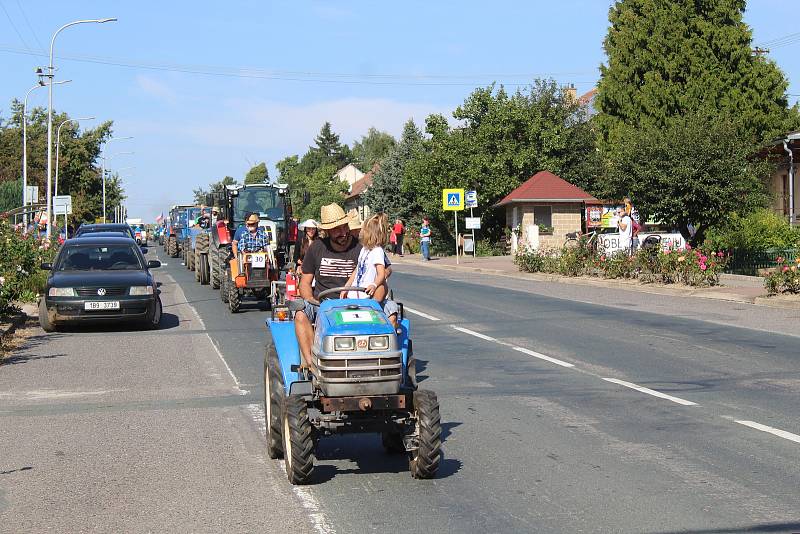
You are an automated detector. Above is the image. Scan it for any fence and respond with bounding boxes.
[725,248,797,276]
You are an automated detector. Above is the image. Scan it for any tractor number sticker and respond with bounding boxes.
[334,310,384,325]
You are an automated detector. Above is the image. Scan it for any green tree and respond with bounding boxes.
[352,127,396,171]
[405,80,600,240]
[362,120,422,221]
[596,0,799,150]
[0,178,22,213]
[244,162,269,184]
[606,112,771,245]
[303,122,352,172]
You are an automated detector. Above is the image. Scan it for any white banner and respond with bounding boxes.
[597,232,686,255]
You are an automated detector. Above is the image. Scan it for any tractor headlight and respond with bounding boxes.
[129,286,154,295]
[48,287,75,297]
[333,336,355,351]
[368,335,389,351]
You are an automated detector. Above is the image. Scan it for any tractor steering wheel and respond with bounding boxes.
[316,286,367,301]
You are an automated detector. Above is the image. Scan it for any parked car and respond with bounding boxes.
[75,223,136,241]
[38,236,162,331]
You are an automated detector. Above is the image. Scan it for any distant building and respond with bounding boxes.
[334,164,365,191]
[765,132,799,226]
[495,170,599,249]
[577,88,598,119]
[344,164,378,222]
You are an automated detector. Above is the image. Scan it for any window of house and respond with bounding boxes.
[533,206,552,228]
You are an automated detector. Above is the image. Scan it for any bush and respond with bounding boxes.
[475,239,505,257]
[765,256,800,295]
[0,219,56,313]
[706,209,800,251]
[515,243,727,287]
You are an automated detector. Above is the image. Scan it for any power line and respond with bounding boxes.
[13,0,43,50]
[757,30,800,50]
[0,44,598,87]
[0,1,30,50]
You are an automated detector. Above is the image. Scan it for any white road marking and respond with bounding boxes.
[451,325,496,341]
[404,307,441,321]
[512,346,575,368]
[735,420,800,444]
[602,378,698,406]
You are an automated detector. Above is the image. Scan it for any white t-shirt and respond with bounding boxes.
[618,215,633,249]
[348,246,386,298]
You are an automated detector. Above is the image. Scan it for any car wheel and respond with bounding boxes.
[38,298,56,333]
[145,296,162,330]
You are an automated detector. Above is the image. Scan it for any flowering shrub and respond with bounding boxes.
[0,219,56,313]
[764,256,800,295]
[515,243,727,287]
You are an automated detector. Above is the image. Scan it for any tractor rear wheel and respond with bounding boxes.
[409,389,442,479]
[199,254,210,285]
[228,278,241,313]
[264,343,285,459]
[221,268,230,303]
[167,237,177,257]
[282,395,314,484]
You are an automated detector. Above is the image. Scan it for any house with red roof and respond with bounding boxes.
[495,170,599,249]
[343,164,378,222]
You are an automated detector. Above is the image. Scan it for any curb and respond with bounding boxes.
[392,257,797,309]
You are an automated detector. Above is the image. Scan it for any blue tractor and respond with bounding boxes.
[264,286,442,484]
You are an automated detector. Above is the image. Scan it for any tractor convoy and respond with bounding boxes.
[158,181,442,484]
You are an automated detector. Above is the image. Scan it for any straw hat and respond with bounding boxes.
[317,203,352,230]
[347,209,362,230]
[298,219,318,230]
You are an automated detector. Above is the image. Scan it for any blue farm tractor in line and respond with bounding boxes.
[264,286,442,484]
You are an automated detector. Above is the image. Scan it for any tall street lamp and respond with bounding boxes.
[55,116,94,233]
[100,135,134,220]
[101,150,134,222]
[22,77,69,225]
[46,17,117,238]
[111,166,135,222]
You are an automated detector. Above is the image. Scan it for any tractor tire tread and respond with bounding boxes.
[283,395,314,484]
[264,344,285,459]
[410,389,442,479]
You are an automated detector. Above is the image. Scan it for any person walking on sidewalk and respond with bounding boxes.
[392,219,405,256]
[617,207,633,255]
[419,218,431,261]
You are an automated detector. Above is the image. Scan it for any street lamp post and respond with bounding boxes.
[100,150,133,222]
[55,116,94,233]
[22,78,69,225]
[45,17,117,238]
[108,166,135,222]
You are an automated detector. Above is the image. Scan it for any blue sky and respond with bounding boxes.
[2,1,799,221]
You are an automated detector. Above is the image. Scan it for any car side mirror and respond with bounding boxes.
[147,260,161,269]
[140,247,148,254]
[40,262,52,270]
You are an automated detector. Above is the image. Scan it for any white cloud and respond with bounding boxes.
[135,75,177,103]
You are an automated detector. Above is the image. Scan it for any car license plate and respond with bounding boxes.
[84,301,120,311]
[250,253,267,268]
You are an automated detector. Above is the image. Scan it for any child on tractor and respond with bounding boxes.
[341,213,399,329]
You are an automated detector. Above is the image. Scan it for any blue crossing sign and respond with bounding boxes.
[442,188,465,211]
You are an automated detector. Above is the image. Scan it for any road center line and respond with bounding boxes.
[451,325,496,341]
[513,346,575,368]
[404,307,441,321]
[602,378,698,406]
[735,420,800,444]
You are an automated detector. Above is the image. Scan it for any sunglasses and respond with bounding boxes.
[246,222,258,227]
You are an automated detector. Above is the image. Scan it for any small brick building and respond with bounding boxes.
[496,171,598,249]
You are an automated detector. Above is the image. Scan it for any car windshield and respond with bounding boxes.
[233,188,284,224]
[57,245,143,271]
[175,210,188,226]
[77,226,134,239]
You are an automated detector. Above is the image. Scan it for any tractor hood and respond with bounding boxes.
[318,300,395,337]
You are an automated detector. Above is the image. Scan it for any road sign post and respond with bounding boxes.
[442,189,465,264]
[466,190,478,257]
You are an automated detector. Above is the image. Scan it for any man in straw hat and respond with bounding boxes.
[295,203,361,369]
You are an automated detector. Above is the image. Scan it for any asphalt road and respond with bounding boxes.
[2,248,799,533]
[161,250,800,534]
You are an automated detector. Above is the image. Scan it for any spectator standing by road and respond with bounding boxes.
[293,219,319,267]
[617,207,633,255]
[392,219,405,256]
[624,197,641,253]
[419,218,431,261]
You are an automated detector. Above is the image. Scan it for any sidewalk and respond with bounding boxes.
[390,253,800,310]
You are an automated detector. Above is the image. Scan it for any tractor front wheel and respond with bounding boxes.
[199,254,210,285]
[409,389,442,479]
[228,279,241,313]
[282,395,314,484]
[210,251,220,289]
[221,268,230,303]
[194,252,201,281]
[264,343,285,459]
[167,237,177,257]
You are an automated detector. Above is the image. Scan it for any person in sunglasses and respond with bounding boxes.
[232,213,270,256]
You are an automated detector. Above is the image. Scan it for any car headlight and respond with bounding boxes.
[48,287,76,297]
[333,336,355,351]
[368,335,389,350]
[129,286,154,295]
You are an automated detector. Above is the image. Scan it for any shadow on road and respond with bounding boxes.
[654,523,800,534]
[52,312,181,333]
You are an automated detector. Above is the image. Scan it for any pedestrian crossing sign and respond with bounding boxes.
[442,189,465,211]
